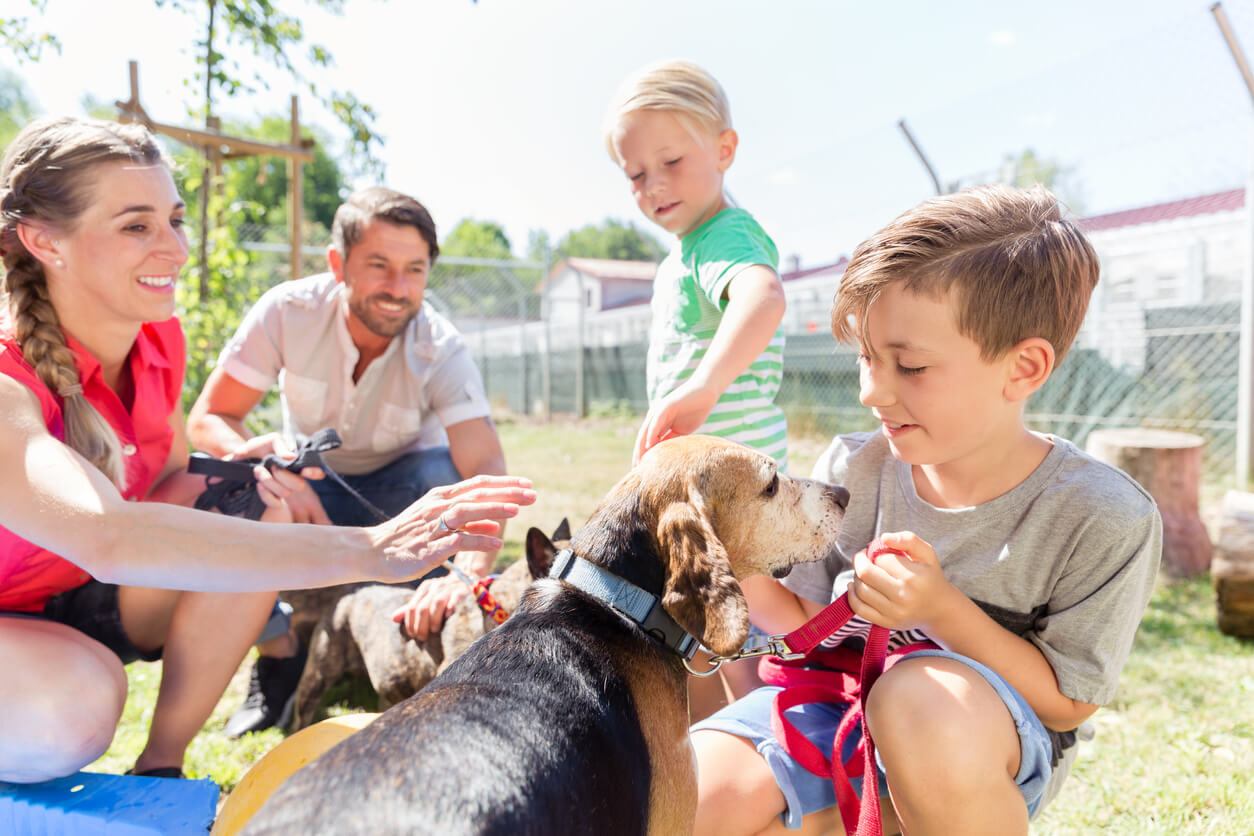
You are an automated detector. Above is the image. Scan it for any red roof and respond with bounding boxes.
[782,257,848,282]
[558,257,659,281]
[1080,188,1244,233]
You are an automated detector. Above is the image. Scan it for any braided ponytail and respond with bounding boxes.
[1,117,169,487]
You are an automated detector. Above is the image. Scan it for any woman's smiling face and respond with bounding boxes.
[50,161,188,329]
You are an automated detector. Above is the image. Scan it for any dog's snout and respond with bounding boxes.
[827,485,850,510]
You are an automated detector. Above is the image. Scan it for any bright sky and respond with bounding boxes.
[10,0,1254,266]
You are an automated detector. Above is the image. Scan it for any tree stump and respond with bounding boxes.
[1214,490,1254,638]
[1084,428,1211,577]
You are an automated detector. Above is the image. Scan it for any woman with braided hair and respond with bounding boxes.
[0,116,534,783]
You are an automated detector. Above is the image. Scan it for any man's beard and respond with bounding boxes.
[348,293,419,339]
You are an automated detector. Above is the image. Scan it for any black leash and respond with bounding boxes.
[189,428,391,522]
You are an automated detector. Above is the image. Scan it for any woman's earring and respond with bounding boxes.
[55,258,64,267]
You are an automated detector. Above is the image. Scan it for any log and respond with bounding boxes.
[1214,490,1254,637]
[1084,428,1211,577]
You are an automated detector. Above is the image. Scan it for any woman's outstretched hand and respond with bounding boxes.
[367,474,536,583]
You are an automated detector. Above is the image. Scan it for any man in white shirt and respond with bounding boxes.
[188,187,508,735]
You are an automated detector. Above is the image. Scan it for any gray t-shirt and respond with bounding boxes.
[217,273,491,475]
[784,431,1162,708]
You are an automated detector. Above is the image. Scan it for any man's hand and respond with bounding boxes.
[390,574,471,640]
[847,530,958,632]
[234,433,332,525]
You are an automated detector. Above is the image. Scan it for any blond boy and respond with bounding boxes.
[691,185,1162,835]
[604,59,788,468]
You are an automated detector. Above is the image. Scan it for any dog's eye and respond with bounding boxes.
[762,474,779,498]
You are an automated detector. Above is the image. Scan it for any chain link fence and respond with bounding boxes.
[443,269,1242,487]
[230,222,1242,487]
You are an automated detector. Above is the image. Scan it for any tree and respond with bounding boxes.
[0,1,61,63]
[148,0,385,301]
[999,148,1085,214]
[441,219,514,259]
[552,218,664,262]
[156,0,383,177]
[207,115,347,230]
[0,69,38,149]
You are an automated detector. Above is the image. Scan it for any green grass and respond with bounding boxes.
[1033,577,1254,835]
[93,416,1254,833]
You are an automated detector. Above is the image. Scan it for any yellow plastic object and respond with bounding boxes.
[210,712,379,836]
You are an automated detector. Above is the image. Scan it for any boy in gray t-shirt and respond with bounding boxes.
[691,185,1162,835]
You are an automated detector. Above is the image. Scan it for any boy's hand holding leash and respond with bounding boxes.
[848,531,958,634]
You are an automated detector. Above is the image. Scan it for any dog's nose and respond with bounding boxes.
[827,485,850,510]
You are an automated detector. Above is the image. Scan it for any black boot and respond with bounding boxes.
[224,644,308,738]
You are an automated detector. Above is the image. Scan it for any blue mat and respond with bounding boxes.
[0,771,219,835]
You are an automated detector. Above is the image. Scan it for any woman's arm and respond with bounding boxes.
[0,375,533,592]
[144,398,204,507]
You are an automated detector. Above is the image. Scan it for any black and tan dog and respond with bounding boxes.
[244,435,849,836]
[288,521,570,731]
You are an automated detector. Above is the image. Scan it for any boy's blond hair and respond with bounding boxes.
[603,59,732,162]
[832,184,1099,366]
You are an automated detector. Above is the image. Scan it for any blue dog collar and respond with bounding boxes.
[548,548,698,660]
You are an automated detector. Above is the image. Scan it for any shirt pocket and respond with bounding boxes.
[281,372,330,433]
[372,401,424,453]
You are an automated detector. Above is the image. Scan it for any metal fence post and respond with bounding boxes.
[575,265,586,418]
[1243,123,1254,490]
[1213,1,1254,488]
[542,246,552,420]
[501,266,529,414]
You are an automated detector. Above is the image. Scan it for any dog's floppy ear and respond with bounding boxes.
[657,492,749,657]
[524,526,557,580]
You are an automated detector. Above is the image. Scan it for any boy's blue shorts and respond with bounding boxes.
[690,648,1055,830]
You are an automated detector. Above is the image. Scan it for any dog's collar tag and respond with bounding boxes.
[548,549,698,660]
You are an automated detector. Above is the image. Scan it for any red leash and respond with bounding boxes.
[763,540,938,836]
[472,575,508,624]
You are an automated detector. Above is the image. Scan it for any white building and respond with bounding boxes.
[1079,188,1244,370]
[539,255,851,348]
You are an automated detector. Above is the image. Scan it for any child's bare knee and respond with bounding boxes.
[868,659,1020,795]
[869,657,1002,724]
[693,730,784,836]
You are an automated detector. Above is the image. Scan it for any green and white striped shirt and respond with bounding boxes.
[647,208,788,470]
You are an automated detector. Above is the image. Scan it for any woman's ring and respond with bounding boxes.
[438,513,456,534]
